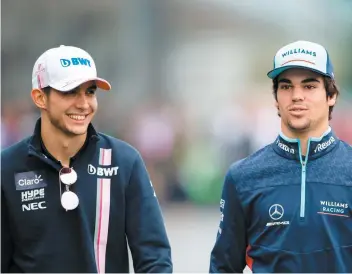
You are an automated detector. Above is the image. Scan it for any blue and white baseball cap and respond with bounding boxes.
[267,40,334,79]
[32,45,111,92]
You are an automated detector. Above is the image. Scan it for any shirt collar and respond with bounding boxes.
[272,127,339,161]
[28,118,99,158]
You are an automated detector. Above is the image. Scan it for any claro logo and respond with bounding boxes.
[88,164,119,177]
[18,175,43,186]
[15,171,47,191]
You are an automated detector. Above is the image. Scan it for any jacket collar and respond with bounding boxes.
[28,118,100,167]
[272,127,339,162]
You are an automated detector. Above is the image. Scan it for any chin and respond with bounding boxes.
[287,120,311,132]
[70,129,88,136]
[61,122,89,136]
[66,126,89,136]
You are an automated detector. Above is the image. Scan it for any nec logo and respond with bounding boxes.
[60,57,91,67]
[22,201,47,211]
[15,171,47,190]
[88,164,119,177]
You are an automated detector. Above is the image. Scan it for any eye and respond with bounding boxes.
[304,84,316,90]
[279,84,291,90]
[86,89,96,96]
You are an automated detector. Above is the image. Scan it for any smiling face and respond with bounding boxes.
[275,69,336,137]
[42,81,98,137]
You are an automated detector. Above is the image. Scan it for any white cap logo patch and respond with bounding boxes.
[267,40,334,79]
[32,45,111,92]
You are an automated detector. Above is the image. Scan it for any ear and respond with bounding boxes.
[31,88,48,110]
[327,93,337,107]
[275,101,279,110]
[275,101,281,117]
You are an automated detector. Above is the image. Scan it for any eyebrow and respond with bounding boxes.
[301,78,320,84]
[278,78,320,84]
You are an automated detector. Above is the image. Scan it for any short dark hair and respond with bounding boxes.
[272,76,340,120]
[42,86,52,95]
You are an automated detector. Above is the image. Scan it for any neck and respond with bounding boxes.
[40,117,87,167]
[281,123,330,156]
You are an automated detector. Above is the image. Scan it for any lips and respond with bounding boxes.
[288,106,308,111]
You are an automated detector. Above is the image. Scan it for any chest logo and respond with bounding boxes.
[88,164,119,177]
[269,204,284,220]
[14,171,47,190]
[266,204,290,227]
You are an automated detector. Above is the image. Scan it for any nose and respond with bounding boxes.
[75,93,90,109]
[291,87,305,102]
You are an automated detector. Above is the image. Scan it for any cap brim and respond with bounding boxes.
[50,77,111,92]
[267,65,331,79]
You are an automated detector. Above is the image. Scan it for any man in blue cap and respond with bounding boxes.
[209,40,352,273]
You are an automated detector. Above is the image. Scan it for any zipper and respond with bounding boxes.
[299,139,310,220]
[300,162,307,219]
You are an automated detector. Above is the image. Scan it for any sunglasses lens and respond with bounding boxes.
[61,191,79,210]
[60,168,77,185]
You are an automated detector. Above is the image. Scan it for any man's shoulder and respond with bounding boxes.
[96,132,142,161]
[227,143,278,189]
[334,139,352,161]
[1,137,31,159]
[338,139,352,151]
[229,143,275,173]
[1,137,31,174]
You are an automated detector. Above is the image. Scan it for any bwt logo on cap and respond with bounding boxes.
[14,171,47,191]
[60,57,91,67]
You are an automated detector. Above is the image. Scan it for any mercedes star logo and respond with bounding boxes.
[269,204,284,220]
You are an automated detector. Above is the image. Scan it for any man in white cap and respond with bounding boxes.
[1,45,172,273]
[209,41,352,272]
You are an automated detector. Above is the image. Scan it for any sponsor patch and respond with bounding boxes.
[318,200,350,218]
[21,188,45,202]
[14,171,47,190]
[266,204,290,227]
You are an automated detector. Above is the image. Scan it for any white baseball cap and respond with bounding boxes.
[267,40,334,79]
[32,45,111,92]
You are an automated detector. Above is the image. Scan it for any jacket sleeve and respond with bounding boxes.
[209,171,247,273]
[1,188,14,273]
[125,152,172,273]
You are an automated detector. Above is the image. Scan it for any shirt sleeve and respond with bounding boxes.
[1,188,14,273]
[125,152,172,273]
[209,171,247,273]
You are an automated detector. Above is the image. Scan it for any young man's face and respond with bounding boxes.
[276,69,336,135]
[44,81,98,136]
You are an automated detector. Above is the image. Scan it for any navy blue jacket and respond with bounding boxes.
[1,119,172,273]
[210,128,352,273]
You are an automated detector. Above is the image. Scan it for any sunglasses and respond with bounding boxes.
[59,167,79,211]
